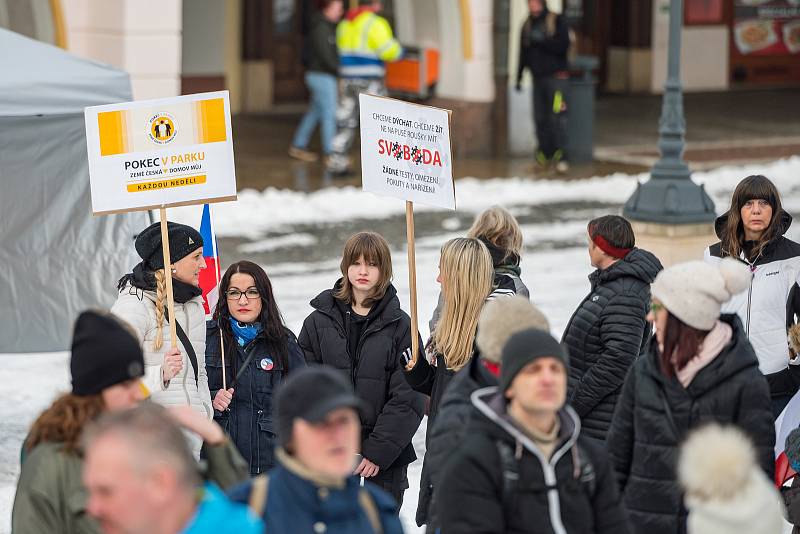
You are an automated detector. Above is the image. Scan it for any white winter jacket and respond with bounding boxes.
[705,211,800,376]
[111,285,213,455]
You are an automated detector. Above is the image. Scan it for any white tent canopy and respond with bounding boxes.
[0,28,148,352]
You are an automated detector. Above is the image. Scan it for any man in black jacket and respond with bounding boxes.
[438,328,630,534]
[516,0,571,173]
[416,296,549,530]
[563,215,662,444]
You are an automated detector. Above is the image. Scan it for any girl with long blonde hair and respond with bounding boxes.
[405,237,494,423]
[429,206,529,331]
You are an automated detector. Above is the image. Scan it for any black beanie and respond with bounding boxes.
[70,311,145,396]
[135,221,203,270]
[500,328,569,392]
[274,367,367,448]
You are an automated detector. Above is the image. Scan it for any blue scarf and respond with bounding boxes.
[229,317,262,347]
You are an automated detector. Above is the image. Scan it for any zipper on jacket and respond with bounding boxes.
[741,251,761,339]
[746,281,753,337]
[745,264,755,338]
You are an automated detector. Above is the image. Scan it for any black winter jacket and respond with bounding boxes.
[438,388,630,534]
[563,248,662,441]
[304,13,339,76]
[415,353,498,528]
[607,314,775,534]
[298,283,425,471]
[516,7,570,82]
[205,322,306,475]
[403,347,459,432]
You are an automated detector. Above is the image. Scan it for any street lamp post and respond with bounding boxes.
[622,0,715,224]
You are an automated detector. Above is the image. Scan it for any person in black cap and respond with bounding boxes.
[437,328,629,534]
[111,220,212,458]
[12,309,252,534]
[227,366,404,534]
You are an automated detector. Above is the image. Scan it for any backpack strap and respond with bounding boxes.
[248,474,270,517]
[164,307,199,387]
[495,440,520,497]
[572,445,597,496]
[358,488,383,534]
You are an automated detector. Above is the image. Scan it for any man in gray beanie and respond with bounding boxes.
[438,328,630,534]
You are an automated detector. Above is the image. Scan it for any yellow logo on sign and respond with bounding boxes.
[149,113,176,144]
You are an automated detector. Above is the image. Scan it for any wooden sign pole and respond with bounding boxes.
[159,207,178,349]
[406,201,420,365]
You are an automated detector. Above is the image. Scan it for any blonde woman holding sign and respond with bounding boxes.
[112,221,212,457]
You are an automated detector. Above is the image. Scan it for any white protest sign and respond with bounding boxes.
[359,94,455,210]
[85,91,237,215]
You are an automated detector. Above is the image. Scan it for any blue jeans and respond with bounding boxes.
[292,71,337,154]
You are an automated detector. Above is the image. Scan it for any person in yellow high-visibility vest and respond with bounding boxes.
[326,0,402,176]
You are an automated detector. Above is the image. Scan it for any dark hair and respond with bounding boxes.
[213,261,290,373]
[658,312,710,378]
[334,232,393,307]
[316,0,341,9]
[587,215,635,249]
[722,175,783,261]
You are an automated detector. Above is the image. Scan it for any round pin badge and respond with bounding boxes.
[260,357,274,371]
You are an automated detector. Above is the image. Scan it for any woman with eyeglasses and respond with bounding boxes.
[607,258,774,534]
[205,260,305,475]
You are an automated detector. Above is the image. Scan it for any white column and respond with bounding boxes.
[61,0,182,99]
[650,0,729,93]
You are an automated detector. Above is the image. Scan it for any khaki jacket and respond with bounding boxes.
[11,438,248,534]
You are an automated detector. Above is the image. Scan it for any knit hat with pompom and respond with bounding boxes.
[679,424,784,534]
[650,258,750,330]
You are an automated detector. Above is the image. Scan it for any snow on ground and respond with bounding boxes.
[169,156,800,238]
[3,157,800,532]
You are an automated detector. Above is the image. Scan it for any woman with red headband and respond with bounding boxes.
[562,215,662,444]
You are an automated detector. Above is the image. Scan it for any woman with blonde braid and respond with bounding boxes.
[404,237,495,427]
[111,221,212,457]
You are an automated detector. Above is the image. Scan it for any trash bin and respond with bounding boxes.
[567,55,599,164]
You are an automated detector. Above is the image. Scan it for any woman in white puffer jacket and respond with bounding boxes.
[111,221,212,457]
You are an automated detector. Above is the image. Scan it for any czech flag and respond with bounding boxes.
[198,204,221,316]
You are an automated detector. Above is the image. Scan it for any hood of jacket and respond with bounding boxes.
[714,209,793,240]
[345,6,377,21]
[642,313,759,397]
[309,281,401,328]
[590,247,663,288]
[438,354,498,414]
[469,386,581,461]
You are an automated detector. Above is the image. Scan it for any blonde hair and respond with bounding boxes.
[467,206,523,260]
[334,232,393,307]
[433,238,494,371]
[152,269,167,351]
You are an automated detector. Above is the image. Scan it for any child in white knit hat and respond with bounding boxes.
[680,424,785,534]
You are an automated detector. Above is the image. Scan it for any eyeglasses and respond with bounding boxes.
[650,302,663,314]
[226,288,261,301]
